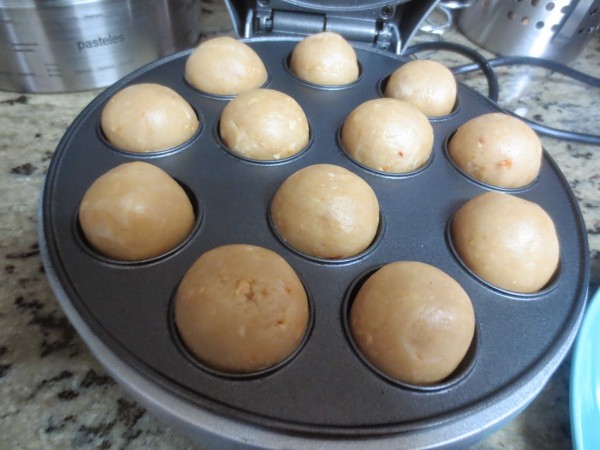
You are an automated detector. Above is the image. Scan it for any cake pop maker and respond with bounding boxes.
[39,1,589,448]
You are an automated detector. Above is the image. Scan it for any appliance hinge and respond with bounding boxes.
[251,8,399,52]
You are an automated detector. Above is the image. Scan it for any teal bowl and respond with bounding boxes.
[571,285,600,450]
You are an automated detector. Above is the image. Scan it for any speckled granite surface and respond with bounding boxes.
[1,1,599,449]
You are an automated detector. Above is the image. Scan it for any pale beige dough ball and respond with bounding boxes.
[341,98,434,173]
[449,113,542,188]
[384,60,457,117]
[101,83,199,153]
[271,164,379,259]
[174,244,309,373]
[290,31,359,85]
[79,162,195,261]
[350,261,475,385]
[451,192,559,293]
[184,36,268,96]
[219,88,309,160]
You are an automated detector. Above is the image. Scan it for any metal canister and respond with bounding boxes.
[0,0,201,93]
[458,0,600,63]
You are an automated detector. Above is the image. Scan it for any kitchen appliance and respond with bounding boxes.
[458,0,600,63]
[224,0,441,53]
[0,0,201,93]
[39,1,590,448]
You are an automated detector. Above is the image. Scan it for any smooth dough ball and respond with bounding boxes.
[79,162,195,261]
[290,31,359,85]
[451,192,559,293]
[271,164,379,259]
[384,60,457,117]
[175,244,309,373]
[219,88,309,160]
[350,261,475,385]
[101,83,199,153]
[449,113,542,188]
[342,98,434,173]
[184,36,267,96]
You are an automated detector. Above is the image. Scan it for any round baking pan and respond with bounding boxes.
[40,37,589,448]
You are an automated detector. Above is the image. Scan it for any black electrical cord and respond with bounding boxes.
[402,41,500,102]
[453,55,600,88]
[403,41,600,145]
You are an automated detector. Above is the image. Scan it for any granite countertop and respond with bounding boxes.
[1,1,599,449]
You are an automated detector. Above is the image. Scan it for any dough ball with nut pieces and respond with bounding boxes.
[101,83,199,153]
[384,59,457,117]
[174,244,309,373]
[290,31,359,86]
[79,161,195,261]
[342,98,433,173]
[271,164,380,259]
[185,36,268,96]
[219,88,309,160]
[350,261,475,386]
[449,113,542,189]
[451,191,559,293]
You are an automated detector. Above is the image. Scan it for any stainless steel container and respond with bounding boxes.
[0,0,201,93]
[458,0,600,63]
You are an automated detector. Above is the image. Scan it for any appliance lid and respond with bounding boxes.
[224,0,440,53]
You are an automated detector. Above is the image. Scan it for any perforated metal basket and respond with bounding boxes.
[458,0,600,63]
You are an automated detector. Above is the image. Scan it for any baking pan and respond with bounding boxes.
[40,37,589,449]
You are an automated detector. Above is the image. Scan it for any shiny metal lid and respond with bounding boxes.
[224,0,440,53]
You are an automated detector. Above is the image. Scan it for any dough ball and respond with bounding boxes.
[184,36,268,96]
[79,162,195,261]
[384,60,457,117]
[271,164,379,259]
[101,83,199,153]
[174,244,309,373]
[451,192,559,293]
[342,98,433,173]
[350,261,475,385]
[290,31,359,86]
[219,88,309,160]
[448,113,542,188]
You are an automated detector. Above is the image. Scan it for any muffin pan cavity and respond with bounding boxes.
[96,100,205,159]
[284,52,364,91]
[342,265,480,392]
[73,176,202,267]
[168,268,316,381]
[41,38,589,441]
[268,208,386,265]
[378,73,462,121]
[183,72,272,100]
[445,215,562,299]
[442,133,540,193]
[336,124,435,178]
[214,118,314,165]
